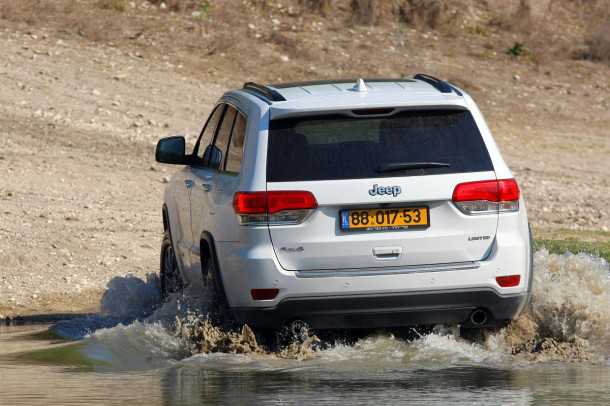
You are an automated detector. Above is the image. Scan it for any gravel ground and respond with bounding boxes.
[0,11,608,318]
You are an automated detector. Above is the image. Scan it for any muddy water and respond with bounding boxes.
[1,250,609,405]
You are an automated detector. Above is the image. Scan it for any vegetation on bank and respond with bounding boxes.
[534,238,610,263]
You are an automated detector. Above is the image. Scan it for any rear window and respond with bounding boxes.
[267,109,493,182]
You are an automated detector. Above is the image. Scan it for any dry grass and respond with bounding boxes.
[586,25,610,64]
[0,0,609,72]
[582,0,610,64]
[147,0,201,12]
[488,0,534,32]
[348,0,469,31]
[0,0,60,25]
[395,0,446,30]
[0,0,143,42]
[97,0,128,12]
[350,0,381,25]
[299,0,331,15]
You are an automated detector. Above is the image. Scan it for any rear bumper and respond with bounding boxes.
[216,214,532,311]
[231,288,528,329]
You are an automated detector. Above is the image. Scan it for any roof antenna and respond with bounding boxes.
[351,78,368,93]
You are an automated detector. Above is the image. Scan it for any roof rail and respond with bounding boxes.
[271,78,415,89]
[413,73,462,96]
[242,82,286,103]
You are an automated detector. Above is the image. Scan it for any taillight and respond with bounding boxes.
[496,275,521,287]
[251,288,279,300]
[452,179,520,215]
[233,191,317,225]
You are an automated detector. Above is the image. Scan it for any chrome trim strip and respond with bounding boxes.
[294,261,480,278]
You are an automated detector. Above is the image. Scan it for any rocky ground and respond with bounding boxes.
[0,0,608,318]
[0,26,223,318]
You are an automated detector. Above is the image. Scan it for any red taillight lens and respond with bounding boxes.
[452,179,520,214]
[233,191,317,225]
[496,275,521,287]
[497,179,520,201]
[266,191,318,214]
[251,288,279,300]
[453,180,499,202]
[233,192,268,214]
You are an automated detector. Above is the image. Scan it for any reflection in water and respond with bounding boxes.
[160,364,533,405]
[4,352,610,406]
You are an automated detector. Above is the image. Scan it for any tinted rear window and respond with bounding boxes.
[267,109,493,182]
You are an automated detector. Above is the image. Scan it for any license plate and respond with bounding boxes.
[340,207,429,231]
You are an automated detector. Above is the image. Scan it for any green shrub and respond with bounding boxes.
[507,42,526,57]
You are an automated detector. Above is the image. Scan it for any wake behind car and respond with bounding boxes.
[155,75,533,330]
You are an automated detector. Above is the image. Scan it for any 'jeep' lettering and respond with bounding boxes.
[368,184,402,197]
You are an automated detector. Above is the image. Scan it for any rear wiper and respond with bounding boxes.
[375,161,451,173]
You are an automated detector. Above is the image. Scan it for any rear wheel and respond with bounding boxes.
[202,245,235,329]
[160,230,183,301]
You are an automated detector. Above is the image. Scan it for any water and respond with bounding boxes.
[1,250,609,405]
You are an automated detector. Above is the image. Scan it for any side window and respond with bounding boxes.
[225,112,246,173]
[213,105,237,170]
[195,105,225,161]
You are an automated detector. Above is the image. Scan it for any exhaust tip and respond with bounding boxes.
[469,309,488,326]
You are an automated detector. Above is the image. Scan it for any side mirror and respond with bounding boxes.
[203,144,222,170]
[156,136,188,165]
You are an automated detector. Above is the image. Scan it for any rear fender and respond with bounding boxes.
[199,231,230,303]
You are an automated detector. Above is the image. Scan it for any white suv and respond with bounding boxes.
[155,75,532,330]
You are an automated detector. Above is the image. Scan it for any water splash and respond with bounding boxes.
[177,315,264,355]
[100,274,161,319]
[83,321,186,370]
[493,249,610,362]
[50,249,610,370]
[51,274,162,340]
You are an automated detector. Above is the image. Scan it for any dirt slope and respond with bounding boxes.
[0,24,228,317]
[0,0,608,318]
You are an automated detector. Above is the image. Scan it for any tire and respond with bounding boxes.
[202,245,235,329]
[160,230,183,301]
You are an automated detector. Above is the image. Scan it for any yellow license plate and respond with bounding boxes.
[340,207,429,231]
